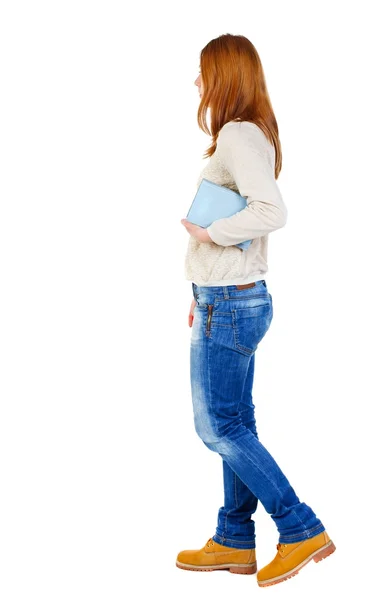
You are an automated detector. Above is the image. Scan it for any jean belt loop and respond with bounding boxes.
[223,286,230,299]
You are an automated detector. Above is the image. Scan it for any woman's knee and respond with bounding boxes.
[193,413,222,446]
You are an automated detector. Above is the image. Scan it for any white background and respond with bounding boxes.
[1,1,381,598]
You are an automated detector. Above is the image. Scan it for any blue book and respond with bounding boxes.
[186,178,252,251]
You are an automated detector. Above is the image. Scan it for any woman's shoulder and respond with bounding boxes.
[218,120,272,153]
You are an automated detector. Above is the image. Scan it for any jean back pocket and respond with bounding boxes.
[232,300,273,355]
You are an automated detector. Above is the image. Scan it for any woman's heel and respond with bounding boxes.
[313,541,336,563]
[229,561,257,574]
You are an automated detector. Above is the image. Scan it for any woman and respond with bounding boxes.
[177,34,336,588]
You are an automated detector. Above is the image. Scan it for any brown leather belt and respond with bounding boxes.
[235,282,257,289]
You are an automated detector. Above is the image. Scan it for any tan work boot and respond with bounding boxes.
[257,530,336,587]
[176,537,257,574]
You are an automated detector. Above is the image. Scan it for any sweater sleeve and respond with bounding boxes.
[206,122,288,246]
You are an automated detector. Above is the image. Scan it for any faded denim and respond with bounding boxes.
[190,279,325,549]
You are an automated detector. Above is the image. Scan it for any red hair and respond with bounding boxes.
[197,34,282,179]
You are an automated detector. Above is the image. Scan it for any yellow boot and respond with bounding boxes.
[257,530,336,587]
[176,537,257,574]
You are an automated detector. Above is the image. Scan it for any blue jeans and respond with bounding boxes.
[190,280,325,550]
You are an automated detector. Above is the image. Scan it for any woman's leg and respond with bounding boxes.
[190,283,325,548]
[214,354,259,549]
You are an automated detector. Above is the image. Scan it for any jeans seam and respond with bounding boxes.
[222,472,238,541]
[206,325,220,441]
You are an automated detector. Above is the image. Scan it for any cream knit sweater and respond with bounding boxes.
[184,120,288,286]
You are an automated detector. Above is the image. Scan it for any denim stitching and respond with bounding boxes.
[213,533,255,547]
[224,509,228,537]
[206,323,221,443]
[214,293,270,302]
[279,523,325,542]
[220,472,239,543]
[231,310,253,356]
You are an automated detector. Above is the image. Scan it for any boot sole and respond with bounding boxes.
[257,540,336,587]
[176,559,257,575]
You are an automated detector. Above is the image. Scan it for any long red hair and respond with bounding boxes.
[197,34,282,179]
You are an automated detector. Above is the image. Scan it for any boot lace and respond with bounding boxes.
[277,543,287,555]
[206,538,215,548]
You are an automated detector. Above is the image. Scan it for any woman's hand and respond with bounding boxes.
[181,218,210,327]
[189,298,197,327]
[181,219,213,243]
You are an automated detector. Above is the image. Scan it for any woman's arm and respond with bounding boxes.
[206,122,288,246]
